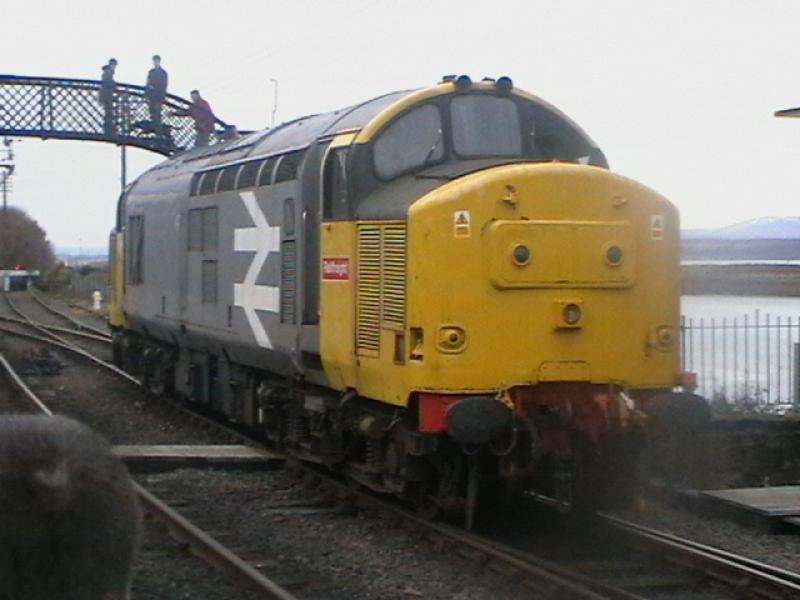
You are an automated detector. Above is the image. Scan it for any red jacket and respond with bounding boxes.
[176,97,215,134]
[192,98,215,134]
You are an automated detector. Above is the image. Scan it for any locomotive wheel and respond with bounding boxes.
[552,460,576,513]
[465,454,479,530]
[146,373,168,396]
[549,435,605,514]
[414,485,441,521]
[414,454,462,521]
[111,336,123,367]
[142,361,171,396]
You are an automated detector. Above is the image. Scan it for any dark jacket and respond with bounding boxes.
[146,67,168,101]
[98,65,116,103]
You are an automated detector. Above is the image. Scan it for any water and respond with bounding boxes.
[681,295,800,319]
[680,295,800,407]
[682,260,800,266]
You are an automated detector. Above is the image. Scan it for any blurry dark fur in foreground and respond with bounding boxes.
[0,415,140,600]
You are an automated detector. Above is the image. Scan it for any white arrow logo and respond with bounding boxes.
[233,190,281,348]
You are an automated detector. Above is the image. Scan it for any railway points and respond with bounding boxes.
[29,292,111,338]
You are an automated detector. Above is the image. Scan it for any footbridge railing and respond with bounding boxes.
[0,75,232,155]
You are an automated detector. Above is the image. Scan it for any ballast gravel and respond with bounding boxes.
[138,467,536,600]
[615,496,800,574]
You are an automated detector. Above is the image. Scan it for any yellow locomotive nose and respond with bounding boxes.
[400,161,679,396]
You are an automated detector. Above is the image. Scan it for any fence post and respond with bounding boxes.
[794,343,800,405]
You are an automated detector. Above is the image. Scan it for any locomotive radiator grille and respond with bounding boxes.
[357,226,382,354]
[356,223,407,355]
[381,224,406,330]
[280,240,297,324]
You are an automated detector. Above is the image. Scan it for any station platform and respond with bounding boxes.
[701,486,800,532]
[113,444,284,473]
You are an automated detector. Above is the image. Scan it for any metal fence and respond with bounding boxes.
[681,311,800,408]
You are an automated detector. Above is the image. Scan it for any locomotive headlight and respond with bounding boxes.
[553,300,584,329]
[454,74,472,92]
[495,76,514,96]
[437,326,467,353]
[512,243,531,266]
[562,303,582,326]
[605,243,624,266]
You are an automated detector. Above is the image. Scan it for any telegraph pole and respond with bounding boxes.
[121,144,127,191]
[0,138,14,269]
[0,138,15,214]
[270,78,279,127]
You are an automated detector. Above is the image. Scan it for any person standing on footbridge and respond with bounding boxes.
[145,55,168,134]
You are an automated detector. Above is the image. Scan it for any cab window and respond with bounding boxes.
[373,104,443,180]
[451,95,521,158]
[323,147,349,219]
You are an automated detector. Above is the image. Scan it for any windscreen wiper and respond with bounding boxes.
[420,128,443,168]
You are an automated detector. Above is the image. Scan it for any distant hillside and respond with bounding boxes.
[56,246,108,257]
[681,217,800,261]
[55,246,108,267]
[682,217,800,241]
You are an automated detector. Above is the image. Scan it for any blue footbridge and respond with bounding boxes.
[0,75,233,156]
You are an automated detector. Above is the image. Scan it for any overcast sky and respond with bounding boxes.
[3,0,800,249]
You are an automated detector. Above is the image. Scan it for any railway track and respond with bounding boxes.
[0,292,629,598]
[0,332,297,599]
[3,291,800,599]
[1,292,112,357]
[0,313,110,343]
[29,292,111,339]
[297,470,800,599]
[598,514,800,599]
[0,293,256,444]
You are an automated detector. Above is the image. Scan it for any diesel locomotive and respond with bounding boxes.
[109,76,694,527]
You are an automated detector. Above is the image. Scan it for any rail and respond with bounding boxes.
[0,313,110,344]
[30,293,110,339]
[0,324,297,599]
[7,293,800,599]
[0,293,255,443]
[134,485,297,600]
[599,514,800,599]
[0,293,629,599]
